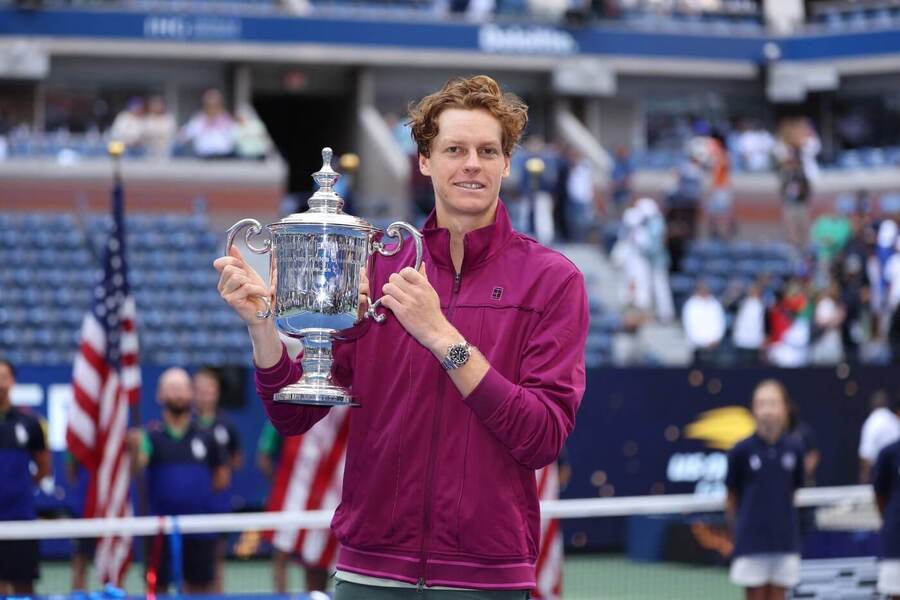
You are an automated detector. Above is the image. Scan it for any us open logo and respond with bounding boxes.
[491,287,504,301]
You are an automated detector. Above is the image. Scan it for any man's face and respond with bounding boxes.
[0,363,13,401]
[158,372,193,416]
[419,108,510,225]
[193,372,219,414]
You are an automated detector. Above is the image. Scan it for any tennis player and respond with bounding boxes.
[215,75,589,598]
[726,379,805,600]
[873,433,900,599]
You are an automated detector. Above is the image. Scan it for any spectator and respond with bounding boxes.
[766,281,811,368]
[613,288,653,365]
[853,286,884,364]
[810,211,852,288]
[860,390,900,484]
[109,97,145,155]
[193,367,242,595]
[178,89,236,159]
[810,283,846,365]
[705,131,733,239]
[612,206,652,314]
[874,219,898,318]
[732,282,766,366]
[666,138,706,271]
[610,145,633,217]
[836,215,873,361]
[565,149,598,242]
[234,105,271,160]
[636,197,674,322]
[773,118,819,248]
[142,95,176,159]
[682,280,726,365]
[736,120,774,172]
[128,368,229,595]
[0,359,50,597]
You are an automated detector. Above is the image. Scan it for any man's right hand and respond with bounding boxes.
[214,246,273,326]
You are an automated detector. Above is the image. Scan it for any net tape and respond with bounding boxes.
[0,484,874,540]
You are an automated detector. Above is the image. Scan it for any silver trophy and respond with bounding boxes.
[225,147,423,406]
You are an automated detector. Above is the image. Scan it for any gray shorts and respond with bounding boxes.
[334,579,530,600]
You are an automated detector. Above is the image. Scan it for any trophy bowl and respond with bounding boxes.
[225,147,423,407]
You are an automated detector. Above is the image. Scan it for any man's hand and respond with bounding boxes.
[379,263,457,353]
[213,246,273,327]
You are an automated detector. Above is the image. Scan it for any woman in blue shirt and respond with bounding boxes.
[726,379,805,600]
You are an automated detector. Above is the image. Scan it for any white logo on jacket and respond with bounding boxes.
[782,452,796,471]
[14,423,28,447]
[749,455,761,471]
[191,437,207,461]
[214,424,229,446]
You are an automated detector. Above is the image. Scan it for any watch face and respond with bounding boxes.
[448,344,470,366]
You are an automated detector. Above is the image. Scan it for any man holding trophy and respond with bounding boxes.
[214,75,589,598]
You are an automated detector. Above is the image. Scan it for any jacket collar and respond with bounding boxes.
[421,200,514,273]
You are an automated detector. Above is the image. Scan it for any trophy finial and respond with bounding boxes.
[307,146,344,213]
[312,147,340,193]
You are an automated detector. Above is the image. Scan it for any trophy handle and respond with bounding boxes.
[224,218,273,320]
[365,221,424,324]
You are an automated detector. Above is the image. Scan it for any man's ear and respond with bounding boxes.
[502,154,511,178]
[419,153,431,177]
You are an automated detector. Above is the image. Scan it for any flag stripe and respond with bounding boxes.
[532,464,563,600]
[269,410,347,568]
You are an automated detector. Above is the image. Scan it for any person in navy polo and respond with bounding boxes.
[129,367,229,595]
[192,366,242,594]
[0,358,51,596]
[726,379,805,600]
[872,433,900,598]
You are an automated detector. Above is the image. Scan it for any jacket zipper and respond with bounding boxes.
[417,269,462,591]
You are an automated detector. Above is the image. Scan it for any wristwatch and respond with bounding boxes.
[441,341,472,371]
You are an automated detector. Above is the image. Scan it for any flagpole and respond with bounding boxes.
[107,139,148,522]
[108,140,124,185]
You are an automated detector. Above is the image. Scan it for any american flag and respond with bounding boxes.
[66,177,141,586]
[533,463,563,600]
[266,409,349,567]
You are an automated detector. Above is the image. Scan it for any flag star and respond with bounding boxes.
[95,286,105,299]
[111,256,122,270]
[108,238,120,252]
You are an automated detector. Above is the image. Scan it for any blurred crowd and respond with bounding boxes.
[0,88,273,162]
[672,200,900,369]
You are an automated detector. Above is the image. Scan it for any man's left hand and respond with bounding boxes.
[379,263,456,353]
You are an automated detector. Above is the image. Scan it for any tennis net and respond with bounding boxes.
[0,485,878,599]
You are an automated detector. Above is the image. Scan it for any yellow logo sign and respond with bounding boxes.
[684,406,756,450]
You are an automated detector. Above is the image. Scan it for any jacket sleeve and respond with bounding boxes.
[255,338,356,436]
[463,271,589,470]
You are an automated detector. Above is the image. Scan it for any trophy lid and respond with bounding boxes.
[278,147,375,232]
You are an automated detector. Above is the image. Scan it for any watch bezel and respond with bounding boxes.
[443,342,471,370]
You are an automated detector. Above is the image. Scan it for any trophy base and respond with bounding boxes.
[273,382,359,407]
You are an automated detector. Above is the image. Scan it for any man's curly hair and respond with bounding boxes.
[408,75,528,158]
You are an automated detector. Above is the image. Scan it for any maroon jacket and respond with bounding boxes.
[256,202,589,590]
